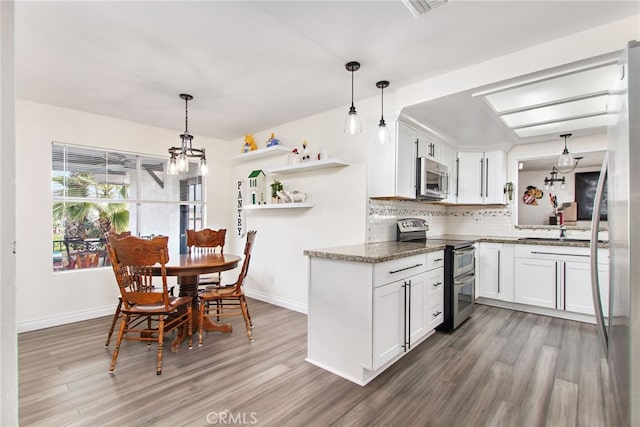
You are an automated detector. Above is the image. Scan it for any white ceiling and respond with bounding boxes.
[15,1,640,142]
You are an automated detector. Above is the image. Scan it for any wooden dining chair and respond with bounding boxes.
[107,234,193,375]
[198,230,256,346]
[186,228,227,288]
[104,231,131,347]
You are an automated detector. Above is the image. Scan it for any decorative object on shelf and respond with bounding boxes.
[166,94,208,176]
[248,170,267,205]
[270,180,283,203]
[504,181,514,203]
[276,190,290,203]
[555,133,583,173]
[266,133,280,147]
[302,140,311,161]
[243,134,258,153]
[344,61,361,135]
[375,80,390,145]
[317,150,328,160]
[288,148,300,165]
[288,190,307,203]
[522,185,543,205]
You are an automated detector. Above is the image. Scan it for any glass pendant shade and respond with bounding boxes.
[375,80,390,145]
[344,106,361,135]
[376,119,390,145]
[557,133,574,168]
[344,61,361,135]
[200,158,209,176]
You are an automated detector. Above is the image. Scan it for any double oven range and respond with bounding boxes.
[396,219,476,331]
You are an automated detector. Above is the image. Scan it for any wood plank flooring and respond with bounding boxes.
[18,301,610,426]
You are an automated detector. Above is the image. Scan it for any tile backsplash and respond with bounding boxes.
[367,199,607,243]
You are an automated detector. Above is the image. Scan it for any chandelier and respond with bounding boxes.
[167,94,208,176]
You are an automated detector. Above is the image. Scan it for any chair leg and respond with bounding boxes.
[198,300,206,347]
[109,314,128,374]
[105,298,122,347]
[243,296,253,328]
[239,297,253,342]
[187,305,193,349]
[156,315,164,375]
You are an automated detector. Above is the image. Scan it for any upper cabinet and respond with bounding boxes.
[368,120,457,201]
[369,120,416,199]
[456,150,505,204]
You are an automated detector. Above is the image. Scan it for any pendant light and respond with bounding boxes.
[557,133,574,170]
[344,61,361,135]
[375,80,390,145]
[167,93,208,176]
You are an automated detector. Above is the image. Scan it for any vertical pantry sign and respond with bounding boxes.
[237,179,246,238]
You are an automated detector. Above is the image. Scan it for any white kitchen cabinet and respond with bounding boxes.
[514,257,558,308]
[477,243,515,302]
[514,245,609,316]
[368,120,416,199]
[416,129,442,161]
[307,250,443,385]
[456,150,505,204]
[564,260,609,316]
[440,142,457,204]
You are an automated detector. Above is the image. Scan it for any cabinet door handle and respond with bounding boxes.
[555,261,559,309]
[389,263,423,274]
[456,158,460,198]
[485,157,489,198]
[433,258,443,262]
[497,249,501,294]
[432,281,442,288]
[407,280,412,351]
[530,251,589,257]
[433,311,442,318]
[480,158,484,197]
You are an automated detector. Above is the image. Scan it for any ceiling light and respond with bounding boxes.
[401,0,449,18]
[557,133,579,173]
[167,94,208,176]
[344,61,361,135]
[544,168,566,191]
[375,81,390,145]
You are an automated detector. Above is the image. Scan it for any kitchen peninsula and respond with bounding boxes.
[304,240,447,385]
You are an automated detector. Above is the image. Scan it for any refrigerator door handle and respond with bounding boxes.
[590,153,608,354]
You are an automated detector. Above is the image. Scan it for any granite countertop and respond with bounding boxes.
[304,236,608,263]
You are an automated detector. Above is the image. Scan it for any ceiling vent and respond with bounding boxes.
[401,0,449,18]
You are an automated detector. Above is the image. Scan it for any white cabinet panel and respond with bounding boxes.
[515,258,557,308]
[372,280,405,369]
[478,243,515,302]
[408,275,427,346]
[456,150,505,204]
[564,260,609,316]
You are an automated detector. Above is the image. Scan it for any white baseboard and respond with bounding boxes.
[476,297,596,324]
[18,306,114,333]
[244,288,307,315]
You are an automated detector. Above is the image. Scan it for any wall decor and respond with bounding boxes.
[237,180,245,237]
[575,171,607,221]
[522,185,544,205]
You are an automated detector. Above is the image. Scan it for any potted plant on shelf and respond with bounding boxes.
[270,180,283,203]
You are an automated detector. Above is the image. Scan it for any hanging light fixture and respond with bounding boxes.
[544,168,566,191]
[167,93,208,176]
[556,133,575,172]
[375,80,390,145]
[344,61,361,135]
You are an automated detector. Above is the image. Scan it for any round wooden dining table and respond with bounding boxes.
[153,252,241,352]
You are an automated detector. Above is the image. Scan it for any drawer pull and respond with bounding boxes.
[432,282,442,287]
[433,258,443,262]
[389,263,423,274]
[433,311,442,318]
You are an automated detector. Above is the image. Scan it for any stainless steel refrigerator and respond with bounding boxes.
[591,40,640,427]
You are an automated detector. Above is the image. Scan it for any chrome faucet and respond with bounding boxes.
[559,225,567,240]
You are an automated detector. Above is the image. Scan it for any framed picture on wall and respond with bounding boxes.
[575,171,607,221]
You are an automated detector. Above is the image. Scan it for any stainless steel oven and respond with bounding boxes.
[437,241,476,331]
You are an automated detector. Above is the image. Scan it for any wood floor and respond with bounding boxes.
[19,301,611,426]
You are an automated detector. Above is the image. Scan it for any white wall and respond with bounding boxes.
[15,100,234,331]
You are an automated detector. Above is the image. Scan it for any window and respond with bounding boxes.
[52,143,205,271]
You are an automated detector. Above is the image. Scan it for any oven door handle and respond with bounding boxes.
[452,247,476,256]
[454,273,475,286]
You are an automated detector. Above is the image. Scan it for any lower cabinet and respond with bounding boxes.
[477,243,515,302]
[307,251,444,385]
[514,245,609,316]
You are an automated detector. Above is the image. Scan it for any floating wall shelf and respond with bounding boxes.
[267,158,349,174]
[243,203,313,210]
[230,145,290,162]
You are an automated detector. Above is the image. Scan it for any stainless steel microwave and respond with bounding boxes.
[416,157,449,200]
